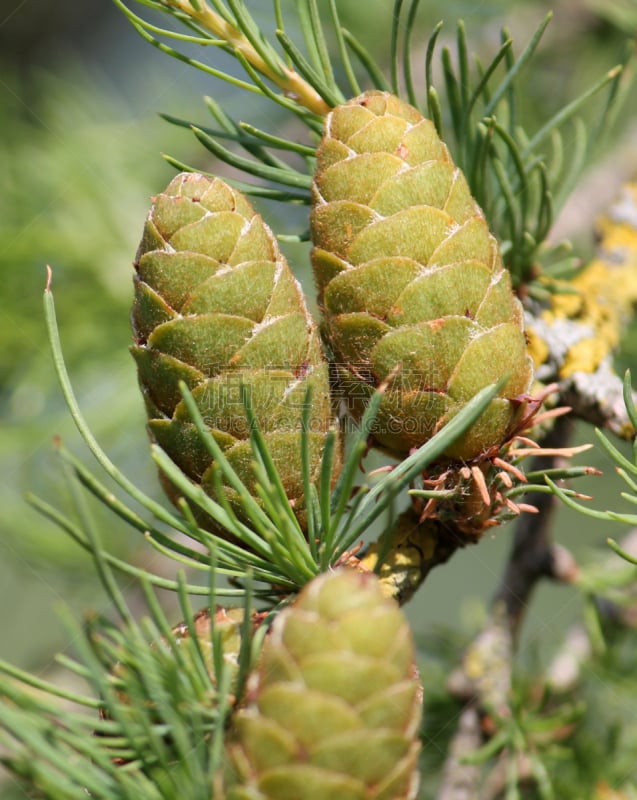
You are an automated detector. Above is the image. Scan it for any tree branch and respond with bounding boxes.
[436,705,483,800]
[359,509,480,604]
[437,417,581,797]
[526,182,637,440]
[492,416,579,638]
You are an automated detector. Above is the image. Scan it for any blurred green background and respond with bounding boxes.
[1,1,636,796]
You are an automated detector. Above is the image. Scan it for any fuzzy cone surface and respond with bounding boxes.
[227,569,422,800]
[311,91,534,460]
[131,172,335,529]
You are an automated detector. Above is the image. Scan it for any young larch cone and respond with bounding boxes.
[226,569,422,799]
[131,172,336,531]
[310,91,534,462]
[108,606,246,710]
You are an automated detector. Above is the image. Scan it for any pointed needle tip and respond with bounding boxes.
[45,264,53,292]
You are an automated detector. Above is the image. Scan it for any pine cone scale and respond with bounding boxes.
[137,250,221,308]
[131,345,204,416]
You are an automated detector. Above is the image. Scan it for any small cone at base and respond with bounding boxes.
[225,569,422,800]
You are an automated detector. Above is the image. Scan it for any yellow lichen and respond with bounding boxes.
[531,182,637,378]
[360,515,439,603]
[525,327,551,369]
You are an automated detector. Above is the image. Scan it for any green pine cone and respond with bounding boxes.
[110,606,245,709]
[170,605,245,689]
[311,91,534,461]
[131,172,336,531]
[227,569,422,800]
[102,606,248,769]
